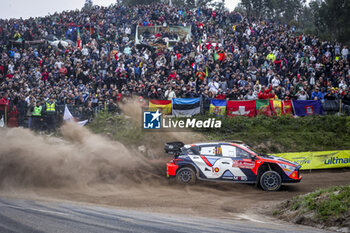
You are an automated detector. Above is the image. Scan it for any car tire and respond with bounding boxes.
[260,170,281,191]
[176,167,196,184]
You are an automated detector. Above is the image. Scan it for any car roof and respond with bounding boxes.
[186,141,245,147]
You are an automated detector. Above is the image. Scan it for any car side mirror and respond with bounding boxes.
[251,155,257,161]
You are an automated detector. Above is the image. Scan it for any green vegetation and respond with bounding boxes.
[196,114,350,153]
[88,112,143,146]
[88,112,350,153]
[237,0,350,44]
[275,185,350,228]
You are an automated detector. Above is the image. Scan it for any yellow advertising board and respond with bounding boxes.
[273,150,350,170]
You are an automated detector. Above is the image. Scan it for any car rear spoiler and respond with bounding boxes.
[164,141,184,156]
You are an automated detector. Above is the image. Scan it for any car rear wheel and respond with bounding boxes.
[260,171,281,191]
[176,167,196,184]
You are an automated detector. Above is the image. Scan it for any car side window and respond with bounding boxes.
[221,145,236,157]
[200,146,217,156]
[236,147,251,158]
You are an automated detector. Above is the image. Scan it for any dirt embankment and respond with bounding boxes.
[273,185,350,232]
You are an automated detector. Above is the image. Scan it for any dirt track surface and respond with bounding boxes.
[1,169,349,220]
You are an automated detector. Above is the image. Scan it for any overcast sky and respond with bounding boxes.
[0,0,240,19]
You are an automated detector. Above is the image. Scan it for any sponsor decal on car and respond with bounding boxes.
[212,167,220,173]
[232,160,255,169]
[233,176,247,181]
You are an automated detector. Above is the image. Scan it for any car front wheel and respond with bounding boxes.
[260,170,281,191]
[176,167,196,184]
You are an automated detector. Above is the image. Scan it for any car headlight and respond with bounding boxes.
[279,163,295,172]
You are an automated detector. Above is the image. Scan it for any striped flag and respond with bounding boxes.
[149,100,172,115]
[191,62,196,70]
[172,98,201,116]
[197,40,202,53]
[270,100,283,116]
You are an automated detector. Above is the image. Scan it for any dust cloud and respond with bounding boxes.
[0,123,161,189]
[0,99,204,191]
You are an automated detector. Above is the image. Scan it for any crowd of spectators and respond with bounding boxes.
[0,3,350,129]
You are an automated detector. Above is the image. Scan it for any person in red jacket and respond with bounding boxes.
[258,85,275,99]
[168,70,177,81]
[216,90,226,100]
[0,93,10,122]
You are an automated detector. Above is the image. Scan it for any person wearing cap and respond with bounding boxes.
[311,87,323,100]
[45,96,56,133]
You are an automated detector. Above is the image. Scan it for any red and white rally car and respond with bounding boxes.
[166,141,301,191]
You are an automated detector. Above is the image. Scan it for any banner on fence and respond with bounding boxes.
[149,100,172,115]
[256,99,272,116]
[172,98,201,116]
[209,99,226,116]
[227,100,255,117]
[273,150,350,170]
[270,100,282,116]
[282,100,293,115]
[292,100,323,116]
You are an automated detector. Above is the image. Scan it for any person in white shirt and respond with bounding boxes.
[271,76,281,88]
[208,78,219,94]
[296,90,309,100]
[164,87,176,100]
[342,47,349,60]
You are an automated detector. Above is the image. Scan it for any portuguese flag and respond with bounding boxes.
[149,100,172,115]
[214,52,225,61]
[256,99,272,116]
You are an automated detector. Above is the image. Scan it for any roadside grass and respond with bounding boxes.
[88,112,143,146]
[194,114,350,153]
[275,185,350,229]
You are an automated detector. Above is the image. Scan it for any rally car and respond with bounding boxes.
[166,141,301,191]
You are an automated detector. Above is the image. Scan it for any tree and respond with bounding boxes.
[311,0,350,43]
[120,0,158,6]
[83,0,93,10]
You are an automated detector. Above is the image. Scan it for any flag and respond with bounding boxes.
[270,100,283,116]
[197,40,202,53]
[292,100,323,116]
[172,98,201,116]
[149,100,172,115]
[191,62,196,70]
[210,99,226,116]
[197,7,201,21]
[64,105,88,126]
[227,100,255,117]
[90,24,93,35]
[282,100,293,115]
[256,99,272,116]
[77,27,81,49]
[205,66,209,77]
[214,52,225,61]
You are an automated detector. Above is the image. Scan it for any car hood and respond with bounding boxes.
[259,154,299,167]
